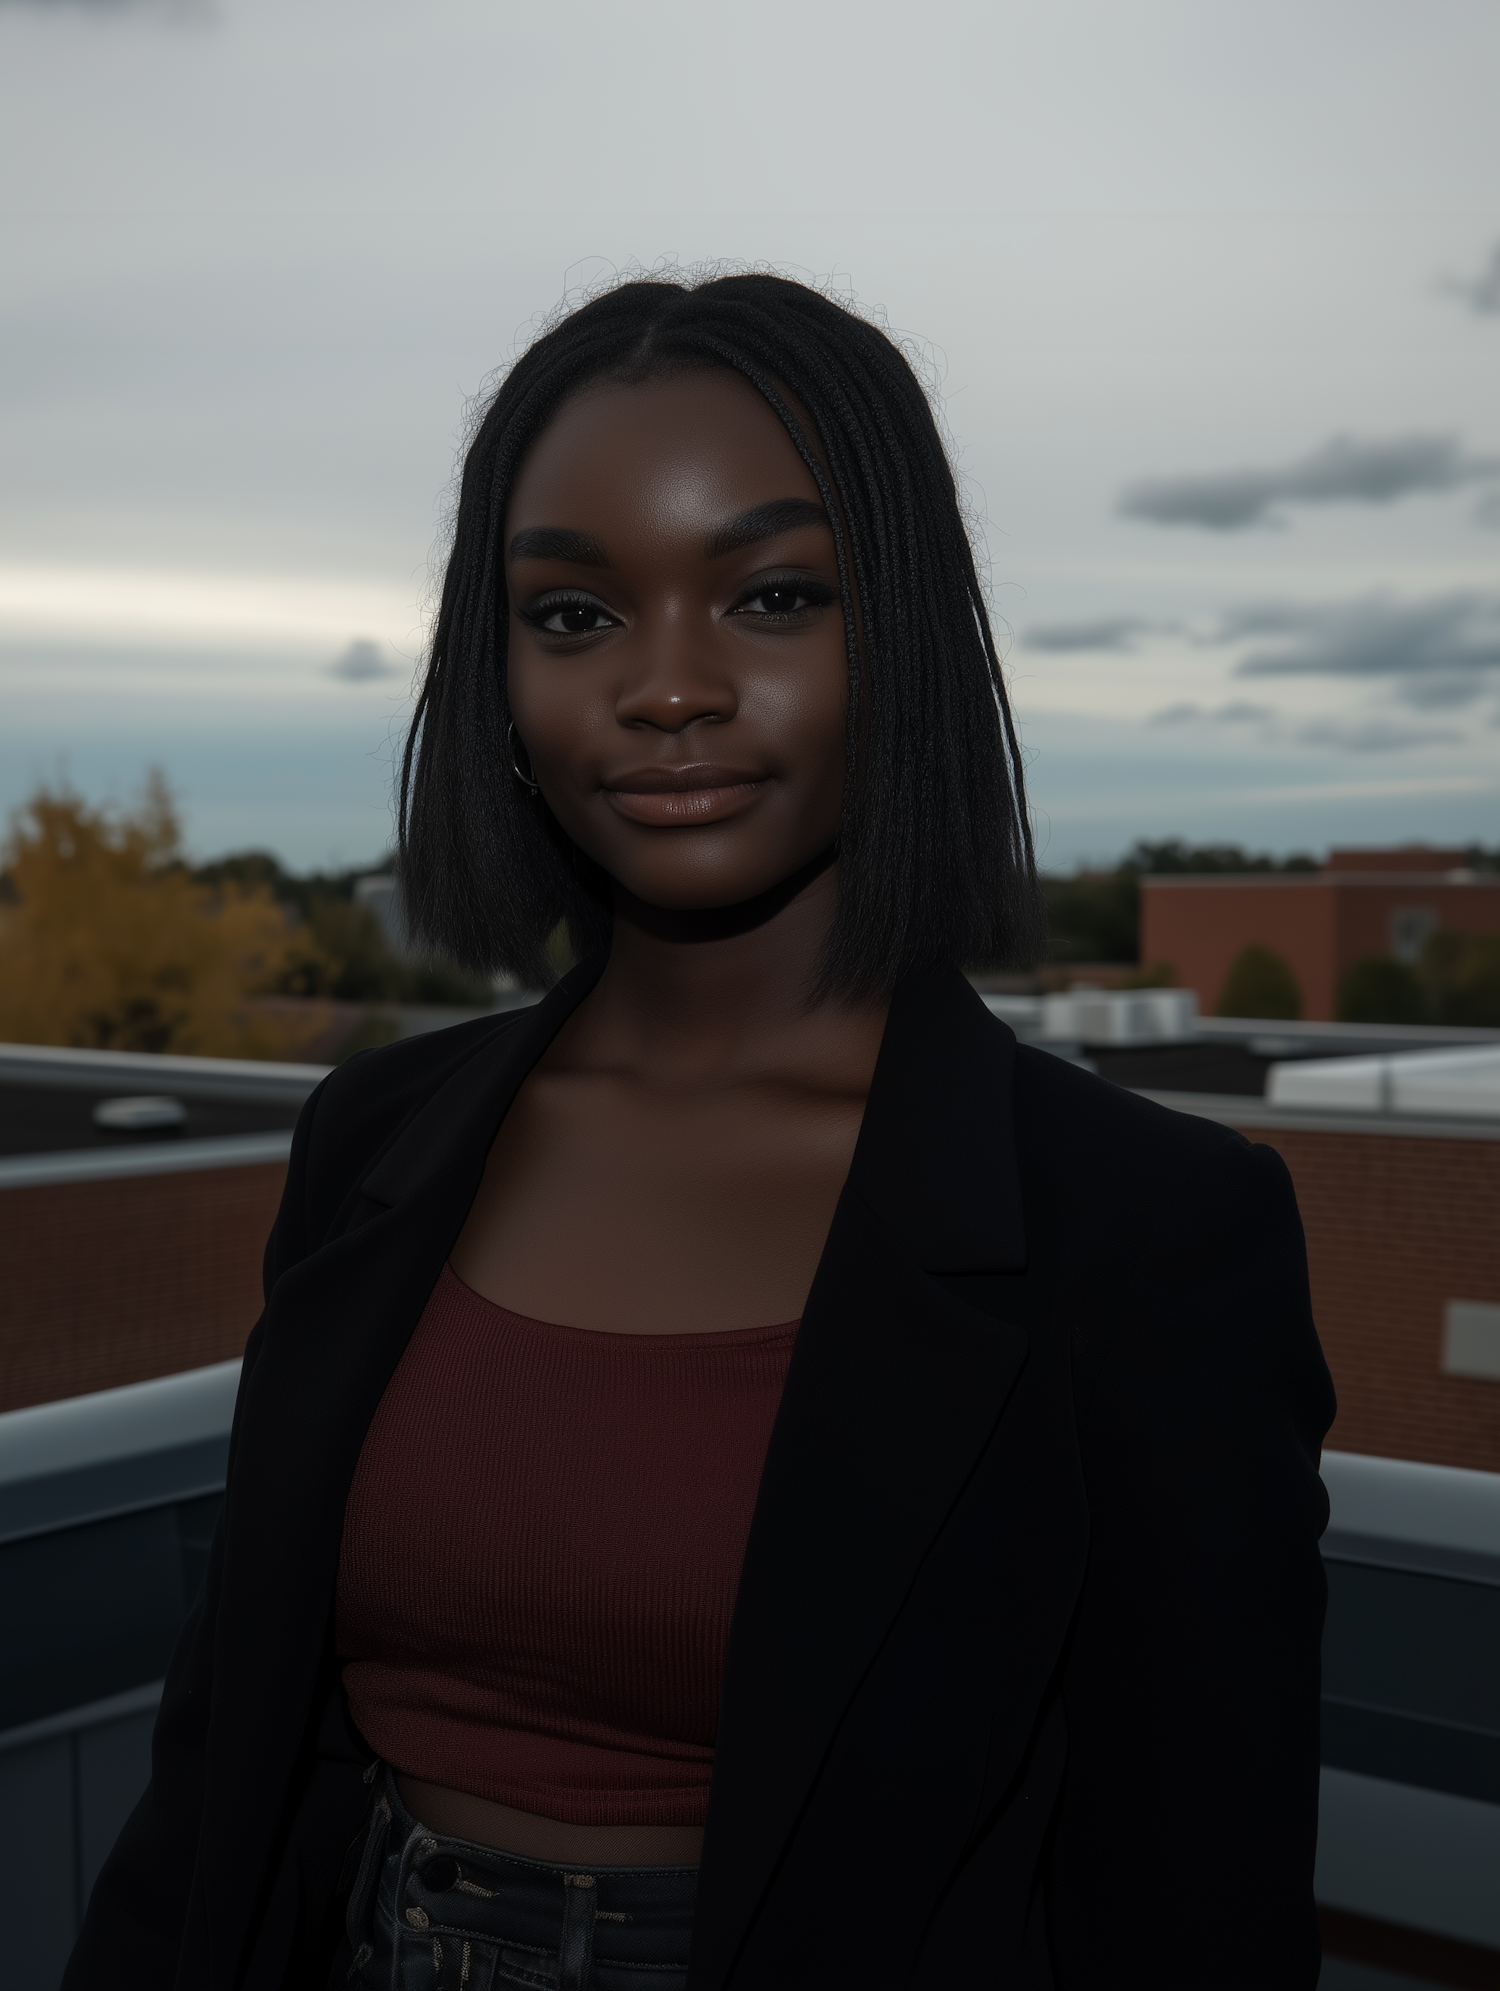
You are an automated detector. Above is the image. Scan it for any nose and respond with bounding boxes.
[613,606,738,735]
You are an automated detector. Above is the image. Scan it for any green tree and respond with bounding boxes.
[1216,943,1301,1020]
[1040,870,1140,964]
[1337,957,1426,1025]
[1421,931,1500,1027]
[1126,839,1318,876]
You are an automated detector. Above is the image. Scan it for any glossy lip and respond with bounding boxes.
[602,764,769,828]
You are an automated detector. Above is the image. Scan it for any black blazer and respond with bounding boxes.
[65,959,1335,1990]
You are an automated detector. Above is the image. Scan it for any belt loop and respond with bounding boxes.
[559,1872,597,1991]
[343,1767,394,1964]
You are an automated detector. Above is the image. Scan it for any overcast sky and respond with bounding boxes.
[1,0,1496,869]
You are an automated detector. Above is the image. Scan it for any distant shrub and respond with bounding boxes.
[1337,957,1426,1025]
[1422,931,1500,1027]
[1216,943,1301,1020]
[1122,960,1177,989]
[1040,870,1140,965]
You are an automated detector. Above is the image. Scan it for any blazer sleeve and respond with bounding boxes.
[62,1076,331,1991]
[1050,1134,1336,1987]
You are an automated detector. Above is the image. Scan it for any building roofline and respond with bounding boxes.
[1140,871,1499,890]
[1134,1089,1500,1142]
[1195,1016,1500,1050]
[0,1040,328,1104]
[0,1131,293,1191]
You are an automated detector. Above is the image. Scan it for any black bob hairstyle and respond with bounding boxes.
[399,272,1043,999]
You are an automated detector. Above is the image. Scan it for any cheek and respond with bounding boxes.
[761,642,848,786]
[507,643,603,753]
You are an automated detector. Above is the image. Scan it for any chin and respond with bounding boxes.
[612,857,827,921]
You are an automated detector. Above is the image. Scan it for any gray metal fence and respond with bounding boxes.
[0,1361,236,1989]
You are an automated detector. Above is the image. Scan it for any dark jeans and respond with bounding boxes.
[346,1768,698,1991]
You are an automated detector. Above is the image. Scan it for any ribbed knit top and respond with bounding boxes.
[335,1262,798,1827]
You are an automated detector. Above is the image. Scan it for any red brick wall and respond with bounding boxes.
[1142,878,1339,1017]
[1141,875,1500,1020]
[1232,1122,1500,1471]
[0,1162,286,1413]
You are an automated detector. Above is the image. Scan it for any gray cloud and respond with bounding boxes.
[1118,433,1500,532]
[1151,696,1458,753]
[1227,593,1500,706]
[327,638,399,684]
[0,0,211,12]
[1296,717,1461,752]
[1022,615,1155,653]
[1151,700,1271,726]
[1443,242,1500,317]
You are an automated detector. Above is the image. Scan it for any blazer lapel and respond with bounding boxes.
[693,970,1036,1984]
[199,955,606,1980]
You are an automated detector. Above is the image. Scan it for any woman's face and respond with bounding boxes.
[503,369,848,913]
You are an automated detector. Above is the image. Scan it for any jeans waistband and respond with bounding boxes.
[347,1766,699,1991]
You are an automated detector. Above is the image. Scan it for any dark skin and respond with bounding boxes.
[406,370,889,1866]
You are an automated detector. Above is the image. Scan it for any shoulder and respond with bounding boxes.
[317,1002,534,1125]
[1010,1038,1333,1463]
[292,1005,538,1223]
[1009,1037,1294,1244]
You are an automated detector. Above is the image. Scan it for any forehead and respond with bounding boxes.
[507,369,823,532]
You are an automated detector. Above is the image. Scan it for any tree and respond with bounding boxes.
[193,850,493,1005]
[0,775,320,1057]
[1040,870,1139,964]
[1337,957,1426,1025]
[1422,930,1500,1027]
[1216,943,1301,1020]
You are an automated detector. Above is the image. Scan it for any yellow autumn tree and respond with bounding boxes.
[0,773,323,1058]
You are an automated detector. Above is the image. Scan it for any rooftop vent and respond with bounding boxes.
[92,1096,187,1133]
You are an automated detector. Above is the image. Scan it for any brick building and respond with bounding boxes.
[1140,846,1500,1021]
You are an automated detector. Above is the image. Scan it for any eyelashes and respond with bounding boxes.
[516,591,619,637]
[516,572,838,638]
[728,573,839,620]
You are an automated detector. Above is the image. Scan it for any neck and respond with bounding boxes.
[579,856,880,1078]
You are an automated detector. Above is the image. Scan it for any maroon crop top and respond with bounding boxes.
[335,1263,797,1827]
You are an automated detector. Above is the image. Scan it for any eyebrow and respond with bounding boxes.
[507,526,609,566]
[706,498,829,558]
[506,497,829,571]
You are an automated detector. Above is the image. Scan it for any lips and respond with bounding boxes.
[602,766,768,828]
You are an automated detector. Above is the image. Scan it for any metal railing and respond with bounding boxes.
[0,1363,238,1990]
[2,1370,1497,1988]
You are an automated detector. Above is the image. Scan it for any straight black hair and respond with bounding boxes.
[399,273,1042,998]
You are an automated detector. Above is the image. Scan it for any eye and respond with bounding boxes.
[519,593,619,637]
[730,575,837,621]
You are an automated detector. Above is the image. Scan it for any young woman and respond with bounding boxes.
[66,275,1334,1991]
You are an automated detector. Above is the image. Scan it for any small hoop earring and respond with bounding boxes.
[508,721,539,794]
